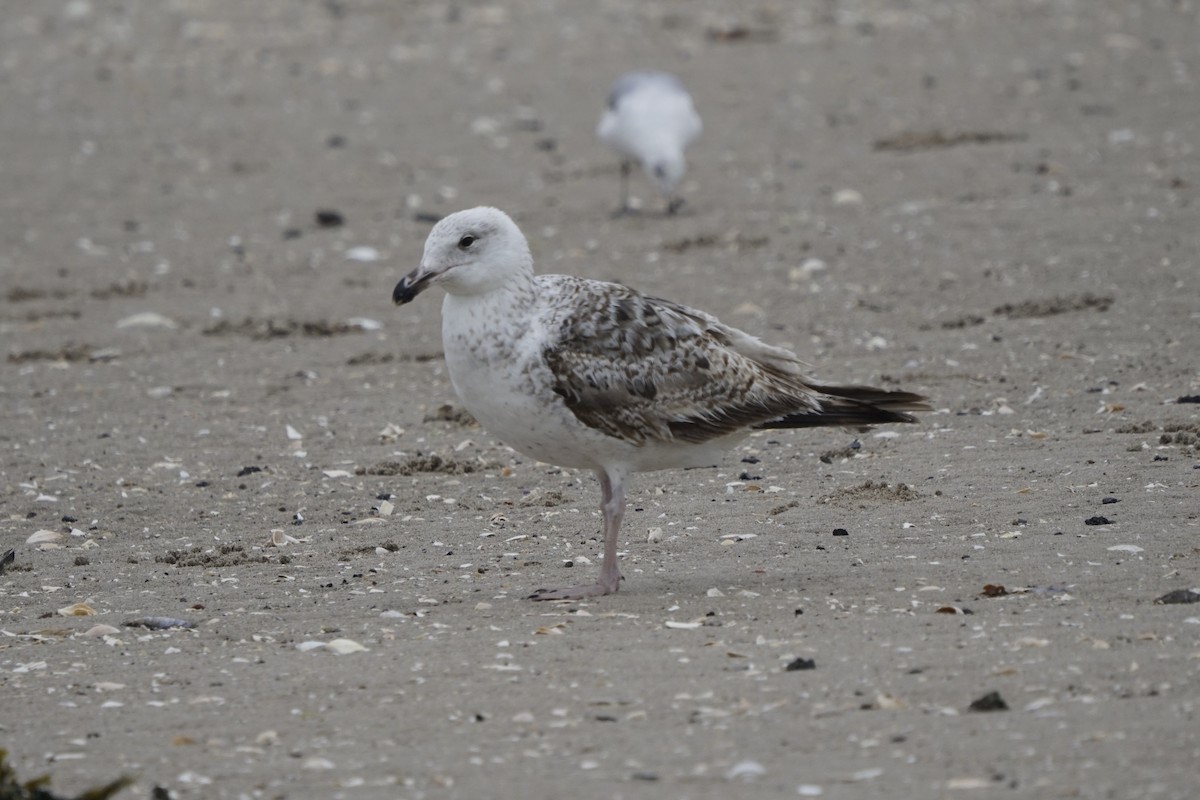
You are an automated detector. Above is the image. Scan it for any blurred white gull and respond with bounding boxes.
[596,71,702,215]
[393,208,928,600]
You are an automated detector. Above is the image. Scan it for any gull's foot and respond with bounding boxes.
[528,580,620,601]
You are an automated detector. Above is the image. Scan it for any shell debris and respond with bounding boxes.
[27,530,64,550]
[57,602,97,617]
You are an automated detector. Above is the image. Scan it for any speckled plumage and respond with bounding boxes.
[394,207,928,599]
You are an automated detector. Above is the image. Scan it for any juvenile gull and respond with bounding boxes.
[596,71,702,215]
[394,207,928,600]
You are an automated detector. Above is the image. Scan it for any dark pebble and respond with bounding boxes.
[1084,516,1112,526]
[785,657,816,671]
[741,456,761,464]
[832,528,849,536]
[282,227,303,240]
[968,691,1009,712]
[315,209,345,228]
[326,134,347,148]
[739,472,762,481]
[1176,395,1200,404]
[1154,589,1200,605]
[631,772,659,782]
[1153,455,1168,461]
[237,465,263,477]
[1102,497,1120,504]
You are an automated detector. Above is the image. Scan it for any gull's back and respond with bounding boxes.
[597,71,702,160]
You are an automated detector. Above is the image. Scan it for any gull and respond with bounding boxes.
[393,207,928,600]
[596,71,702,215]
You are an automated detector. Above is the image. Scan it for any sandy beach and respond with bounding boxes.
[2,1,1198,798]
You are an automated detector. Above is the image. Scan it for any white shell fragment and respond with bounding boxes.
[344,246,381,262]
[664,620,702,630]
[378,423,405,443]
[116,311,178,329]
[83,624,121,637]
[346,317,382,331]
[27,530,63,545]
[324,638,369,655]
[268,530,307,547]
[1107,544,1144,553]
[726,760,766,780]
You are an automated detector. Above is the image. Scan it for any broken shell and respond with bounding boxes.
[378,423,405,443]
[83,624,121,637]
[344,246,380,262]
[27,530,63,545]
[725,760,766,780]
[57,602,97,617]
[117,311,178,329]
[269,529,303,547]
[325,638,368,655]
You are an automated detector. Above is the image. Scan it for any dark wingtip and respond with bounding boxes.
[757,387,931,431]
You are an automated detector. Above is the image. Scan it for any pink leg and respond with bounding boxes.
[529,468,626,601]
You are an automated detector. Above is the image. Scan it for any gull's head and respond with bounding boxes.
[393,207,532,304]
[645,152,687,197]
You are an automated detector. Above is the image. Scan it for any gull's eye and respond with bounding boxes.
[458,234,477,249]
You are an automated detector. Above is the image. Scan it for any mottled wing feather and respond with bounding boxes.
[539,277,822,446]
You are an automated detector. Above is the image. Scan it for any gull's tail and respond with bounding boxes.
[757,386,931,430]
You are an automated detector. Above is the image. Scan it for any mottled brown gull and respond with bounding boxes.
[393,207,928,600]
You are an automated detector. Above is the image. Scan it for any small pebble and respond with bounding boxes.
[967,691,1008,712]
[315,209,345,228]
